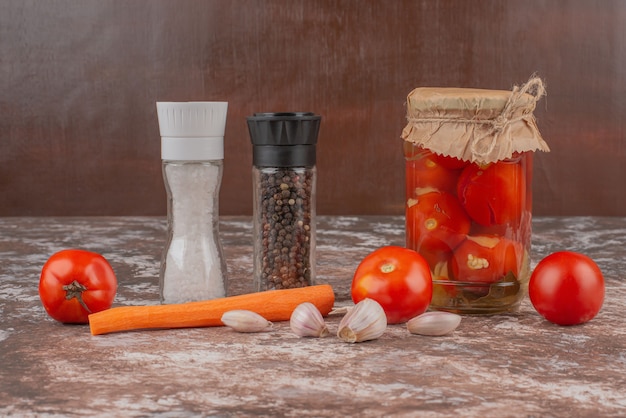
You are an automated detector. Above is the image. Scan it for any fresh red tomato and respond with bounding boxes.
[529,251,605,326]
[351,246,433,324]
[405,145,463,195]
[406,191,471,254]
[451,235,522,283]
[456,160,526,226]
[39,249,118,324]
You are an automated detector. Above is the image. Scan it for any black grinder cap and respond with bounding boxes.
[247,112,321,167]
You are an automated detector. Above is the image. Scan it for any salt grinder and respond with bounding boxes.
[247,112,322,291]
[156,102,228,304]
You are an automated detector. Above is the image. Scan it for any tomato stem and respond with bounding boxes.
[380,263,396,273]
[63,280,91,313]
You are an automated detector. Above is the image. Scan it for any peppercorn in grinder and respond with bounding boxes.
[247,112,322,291]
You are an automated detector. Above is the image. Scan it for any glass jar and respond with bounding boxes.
[247,112,321,291]
[156,102,228,304]
[401,77,548,314]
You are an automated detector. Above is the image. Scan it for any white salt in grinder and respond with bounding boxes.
[156,102,228,304]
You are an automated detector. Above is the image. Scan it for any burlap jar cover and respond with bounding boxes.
[401,76,549,164]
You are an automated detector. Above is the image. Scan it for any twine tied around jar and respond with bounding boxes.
[402,75,549,164]
[469,76,546,159]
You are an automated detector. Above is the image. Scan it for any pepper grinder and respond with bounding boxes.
[247,112,322,291]
[156,101,228,304]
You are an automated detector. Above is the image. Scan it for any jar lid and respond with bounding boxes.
[247,112,322,167]
[157,102,228,160]
[401,76,549,164]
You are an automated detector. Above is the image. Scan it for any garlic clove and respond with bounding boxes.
[290,302,329,338]
[337,298,387,343]
[406,311,461,336]
[221,310,272,333]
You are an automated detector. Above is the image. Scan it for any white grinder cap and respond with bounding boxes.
[156,102,228,160]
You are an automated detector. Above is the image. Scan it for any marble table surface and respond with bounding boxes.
[0,216,624,417]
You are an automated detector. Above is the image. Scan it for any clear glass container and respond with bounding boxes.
[247,112,321,291]
[156,101,228,304]
[401,78,547,314]
[253,166,316,290]
[160,160,227,303]
[404,143,532,314]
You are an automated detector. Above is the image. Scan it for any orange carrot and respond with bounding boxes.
[89,284,335,335]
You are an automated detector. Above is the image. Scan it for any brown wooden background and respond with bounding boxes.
[2,0,625,216]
